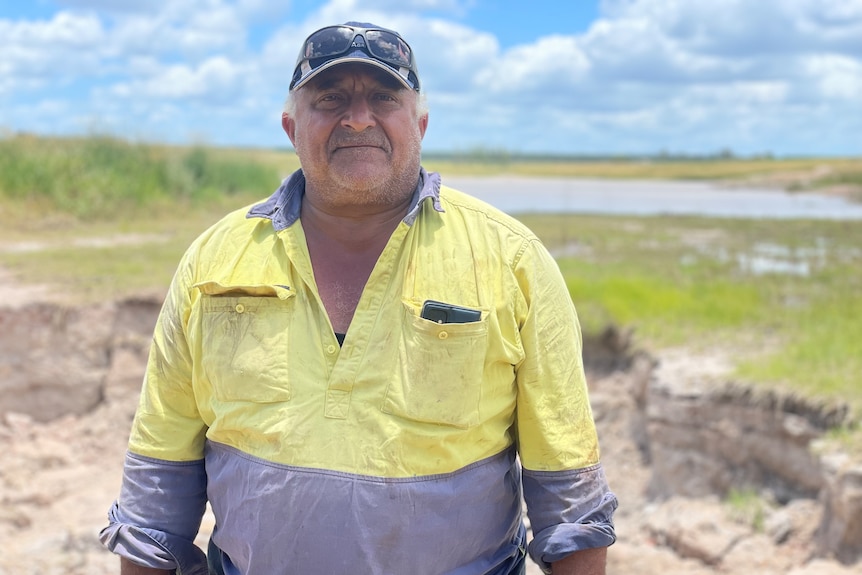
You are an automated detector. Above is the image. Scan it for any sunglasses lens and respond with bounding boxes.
[292,25,418,91]
[303,26,353,59]
[365,30,412,68]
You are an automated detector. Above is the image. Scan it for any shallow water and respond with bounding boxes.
[442,176,862,220]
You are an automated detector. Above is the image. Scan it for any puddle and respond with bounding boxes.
[683,240,835,277]
[444,176,862,220]
[738,242,830,277]
[737,253,811,276]
[549,241,592,259]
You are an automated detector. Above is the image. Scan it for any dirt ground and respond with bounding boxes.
[0,270,860,574]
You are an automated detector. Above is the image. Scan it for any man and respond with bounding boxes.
[100,22,617,575]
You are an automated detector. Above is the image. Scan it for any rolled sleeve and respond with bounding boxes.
[523,464,618,573]
[99,452,209,575]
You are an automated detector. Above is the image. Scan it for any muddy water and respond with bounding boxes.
[442,176,862,219]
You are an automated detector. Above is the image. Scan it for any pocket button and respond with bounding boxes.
[235,304,245,314]
[437,330,449,340]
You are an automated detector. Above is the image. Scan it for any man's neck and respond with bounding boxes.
[300,194,411,334]
[299,191,413,250]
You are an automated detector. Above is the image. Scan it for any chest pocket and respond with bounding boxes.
[381,301,488,429]
[196,282,295,403]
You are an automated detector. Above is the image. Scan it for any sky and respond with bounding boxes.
[1,0,861,156]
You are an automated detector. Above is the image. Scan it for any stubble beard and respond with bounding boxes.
[298,128,423,209]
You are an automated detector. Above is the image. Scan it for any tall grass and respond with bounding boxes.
[0,135,280,219]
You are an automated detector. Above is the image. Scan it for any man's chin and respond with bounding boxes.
[325,167,389,195]
[328,157,390,184]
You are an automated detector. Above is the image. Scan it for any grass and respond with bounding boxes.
[1,135,860,423]
[517,214,862,417]
[0,134,280,220]
[821,423,862,457]
[424,154,862,183]
[725,488,767,532]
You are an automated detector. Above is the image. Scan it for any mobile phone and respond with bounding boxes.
[420,300,481,324]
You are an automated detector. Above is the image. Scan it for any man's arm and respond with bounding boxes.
[512,239,617,572]
[120,558,174,574]
[551,546,607,575]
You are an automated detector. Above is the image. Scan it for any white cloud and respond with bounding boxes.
[802,55,862,100]
[600,0,862,57]
[441,0,862,153]
[111,56,244,101]
[55,0,163,15]
[304,0,470,16]
[2,0,861,154]
[0,12,106,79]
[476,35,591,93]
[105,3,248,59]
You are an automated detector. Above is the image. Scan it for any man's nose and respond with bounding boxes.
[341,98,376,132]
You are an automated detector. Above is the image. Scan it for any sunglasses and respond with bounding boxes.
[290,25,419,91]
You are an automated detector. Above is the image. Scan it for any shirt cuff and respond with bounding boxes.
[100,501,209,574]
[523,464,618,573]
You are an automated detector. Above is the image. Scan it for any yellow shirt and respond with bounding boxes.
[107,169,616,575]
[130,171,599,478]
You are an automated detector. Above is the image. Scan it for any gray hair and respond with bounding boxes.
[282,90,429,119]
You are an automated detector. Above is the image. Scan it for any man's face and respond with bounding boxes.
[284,63,428,209]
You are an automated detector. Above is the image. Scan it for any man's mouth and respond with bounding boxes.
[330,133,388,153]
[332,143,386,154]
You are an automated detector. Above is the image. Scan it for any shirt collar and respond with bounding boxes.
[246,167,444,232]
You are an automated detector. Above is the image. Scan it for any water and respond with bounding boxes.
[442,176,862,220]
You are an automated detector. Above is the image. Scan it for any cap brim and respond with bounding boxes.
[291,53,414,92]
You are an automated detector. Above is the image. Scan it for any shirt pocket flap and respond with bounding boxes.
[195,281,295,300]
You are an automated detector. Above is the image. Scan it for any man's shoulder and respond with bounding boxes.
[437,184,538,242]
[190,200,274,252]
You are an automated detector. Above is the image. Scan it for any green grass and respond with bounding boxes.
[518,214,862,416]
[0,134,280,220]
[725,488,767,532]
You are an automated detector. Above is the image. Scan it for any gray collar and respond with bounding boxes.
[246,167,444,232]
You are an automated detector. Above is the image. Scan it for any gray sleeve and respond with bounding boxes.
[523,463,618,574]
[99,451,209,575]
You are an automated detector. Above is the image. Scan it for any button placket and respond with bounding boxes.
[323,335,351,418]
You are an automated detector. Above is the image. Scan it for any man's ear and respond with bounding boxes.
[418,113,429,139]
[282,113,297,146]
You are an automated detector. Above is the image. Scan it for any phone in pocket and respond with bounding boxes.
[420,300,481,324]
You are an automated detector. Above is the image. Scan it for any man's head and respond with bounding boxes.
[284,22,427,119]
[283,22,429,209]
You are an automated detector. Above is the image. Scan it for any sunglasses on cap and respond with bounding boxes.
[290,24,420,92]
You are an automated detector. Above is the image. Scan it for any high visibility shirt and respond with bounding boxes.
[100,168,617,575]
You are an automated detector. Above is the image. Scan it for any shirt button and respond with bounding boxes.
[326,344,337,354]
[437,331,449,340]
[235,304,245,313]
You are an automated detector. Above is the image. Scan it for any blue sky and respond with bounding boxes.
[1,0,861,156]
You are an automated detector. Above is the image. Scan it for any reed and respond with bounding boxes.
[0,135,279,219]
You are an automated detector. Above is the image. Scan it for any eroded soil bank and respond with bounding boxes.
[0,296,860,575]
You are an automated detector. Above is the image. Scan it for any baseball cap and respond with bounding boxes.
[289,22,421,92]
